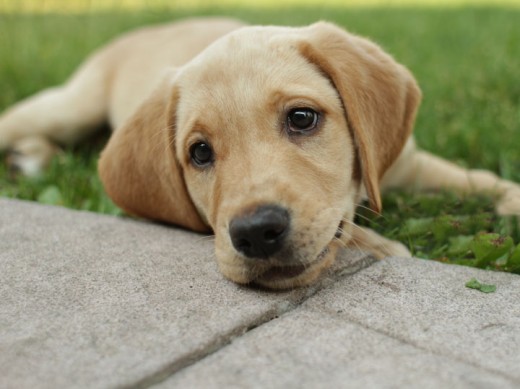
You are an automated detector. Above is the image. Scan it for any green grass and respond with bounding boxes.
[2,0,519,13]
[1,4,519,273]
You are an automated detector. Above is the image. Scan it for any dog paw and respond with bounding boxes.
[497,193,520,216]
[373,238,412,259]
[6,136,59,177]
[348,226,412,259]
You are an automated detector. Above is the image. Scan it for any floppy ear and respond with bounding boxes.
[298,22,421,213]
[98,72,209,232]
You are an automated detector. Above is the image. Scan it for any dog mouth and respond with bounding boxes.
[257,246,330,282]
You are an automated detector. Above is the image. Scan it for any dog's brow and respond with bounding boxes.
[184,119,214,138]
[270,88,326,107]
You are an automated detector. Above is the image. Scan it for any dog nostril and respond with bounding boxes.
[264,228,283,242]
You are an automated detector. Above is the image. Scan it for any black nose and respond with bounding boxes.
[229,205,290,259]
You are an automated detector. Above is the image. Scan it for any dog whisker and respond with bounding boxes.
[353,211,379,224]
[354,202,386,218]
[193,235,216,244]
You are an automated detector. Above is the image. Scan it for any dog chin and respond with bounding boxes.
[251,243,339,290]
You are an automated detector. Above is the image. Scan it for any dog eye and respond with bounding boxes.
[287,108,319,133]
[189,142,213,167]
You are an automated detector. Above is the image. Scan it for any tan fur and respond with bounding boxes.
[2,17,519,289]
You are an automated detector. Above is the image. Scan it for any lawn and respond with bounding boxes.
[1,1,519,273]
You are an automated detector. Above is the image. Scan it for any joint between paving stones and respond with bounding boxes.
[130,253,378,388]
[320,302,520,385]
[129,306,298,388]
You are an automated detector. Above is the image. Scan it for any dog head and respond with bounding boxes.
[99,22,421,289]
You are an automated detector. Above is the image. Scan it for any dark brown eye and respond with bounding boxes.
[190,142,213,167]
[287,108,319,133]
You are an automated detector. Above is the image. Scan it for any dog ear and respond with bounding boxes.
[98,72,209,232]
[298,22,421,213]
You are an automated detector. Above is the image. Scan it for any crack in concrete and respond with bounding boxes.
[330,308,520,385]
[313,263,520,385]
[130,252,377,388]
[128,305,292,389]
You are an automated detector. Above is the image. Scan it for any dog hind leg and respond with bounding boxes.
[0,54,109,175]
[381,138,520,215]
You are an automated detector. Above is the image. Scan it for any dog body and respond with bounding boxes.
[2,17,519,288]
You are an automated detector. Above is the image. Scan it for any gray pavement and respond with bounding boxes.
[1,198,519,388]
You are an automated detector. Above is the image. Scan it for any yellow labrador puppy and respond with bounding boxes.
[1,17,519,289]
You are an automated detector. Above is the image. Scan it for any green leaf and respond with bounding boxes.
[432,215,458,240]
[37,185,63,206]
[446,235,474,257]
[402,217,434,237]
[465,278,496,293]
[470,233,514,269]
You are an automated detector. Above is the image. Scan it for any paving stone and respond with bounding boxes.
[162,308,516,389]
[303,257,520,382]
[0,199,371,388]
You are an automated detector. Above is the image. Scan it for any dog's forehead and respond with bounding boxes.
[177,26,319,97]
[189,25,302,67]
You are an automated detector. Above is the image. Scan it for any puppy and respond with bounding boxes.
[1,17,519,289]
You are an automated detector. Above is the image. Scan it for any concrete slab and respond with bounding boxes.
[161,260,520,388]
[0,198,371,388]
[305,258,520,382]
[164,309,515,389]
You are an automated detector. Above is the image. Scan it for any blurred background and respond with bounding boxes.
[2,0,518,12]
[2,0,520,12]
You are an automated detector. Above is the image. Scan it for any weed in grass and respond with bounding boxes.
[356,191,520,274]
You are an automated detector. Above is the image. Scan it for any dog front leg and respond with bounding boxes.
[339,224,411,259]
